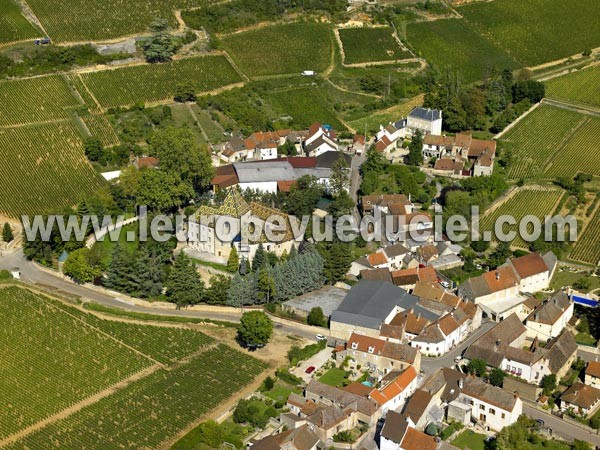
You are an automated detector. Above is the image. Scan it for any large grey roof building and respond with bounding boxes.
[330,280,438,338]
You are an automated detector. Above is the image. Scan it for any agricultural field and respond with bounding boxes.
[338,27,411,64]
[191,105,227,143]
[0,0,39,44]
[23,0,214,43]
[500,105,585,180]
[6,344,267,449]
[480,187,564,249]
[0,287,152,439]
[266,86,345,130]
[81,114,120,147]
[79,56,242,109]
[406,18,518,83]
[544,116,600,178]
[545,65,600,109]
[220,22,333,77]
[571,206,600,265]
[0,75,81,127]
[0,121,104,217]
[348,94,424,134]
[458,0,600,67]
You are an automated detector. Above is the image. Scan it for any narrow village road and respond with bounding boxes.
[523,404,600,446]
[0,250,317,341]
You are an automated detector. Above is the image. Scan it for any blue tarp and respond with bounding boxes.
[573,295,598,308]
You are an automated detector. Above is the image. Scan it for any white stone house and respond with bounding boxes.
[525,292,573,340]
[450,377,522,431]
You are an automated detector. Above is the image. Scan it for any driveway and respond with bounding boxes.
[291,347,334,384]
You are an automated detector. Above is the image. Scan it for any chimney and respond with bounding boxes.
[458,379,464,389]
[496,271,500,280]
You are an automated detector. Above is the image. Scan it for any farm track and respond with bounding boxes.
[542,98,600,118]
[186,103,210,142]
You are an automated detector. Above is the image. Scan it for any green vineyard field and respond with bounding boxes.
[458,0,600,67]
[571,205,600,265]
[339,27,411,64]
[266,86,345,130]
[544,116,600,178]
[0,75,81,127]
[546,65,600,109]
[480,187,564,249]
[6,344,267,449]
[0,121,104,217]
[220,22,333,77]
[79,56,242,109]
[81,114,120,147]
[24,0,214,42]
[0,0,39,44]
[0,287,152,439]
[500,105,585,180]
[406,18,517,83]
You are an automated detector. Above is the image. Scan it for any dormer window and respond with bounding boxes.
[368,346,375,354]
[351,342,358,350]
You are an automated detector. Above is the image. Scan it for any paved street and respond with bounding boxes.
[0,250,317,341]
[420,320,496,375]
[523,404,600,446]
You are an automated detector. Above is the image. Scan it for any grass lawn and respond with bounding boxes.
[189,257,229,273]
[451,430,486,450]
[576,332,597,346]
[93,221,139,266]
[319,368,348,387]
[264,381,301,403]
[550,270,600,293]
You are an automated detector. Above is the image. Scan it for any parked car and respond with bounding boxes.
[316,334,327,341]
[454,356,462,363]
[305,366,316,374]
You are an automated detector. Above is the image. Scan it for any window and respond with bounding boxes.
[368,346,375,354]
[351,342,358,350]
[469,400,474,406]
[489,408,496,415]
[501,413,506,419]
[480,405,484,410]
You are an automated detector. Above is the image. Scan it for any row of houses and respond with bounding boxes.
[330,279,482,357]
[422,133,496,177]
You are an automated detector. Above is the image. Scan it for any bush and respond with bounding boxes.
[275,369,303,386]
[307,306,327,327]
[287,340,326,365]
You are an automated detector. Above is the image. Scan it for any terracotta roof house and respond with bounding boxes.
[402,388,436,429]
[361,194,411,215]
[392,266,438,291]
[380,411,439,450]
[380,310,431,342]
[367,252,390,268]
[360,268,393,283]
[560,383,600,418]
[586,362,600,388]
[503,251,558,293]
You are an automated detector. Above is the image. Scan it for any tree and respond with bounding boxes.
[237,310,273,347]
[204,274,230,305]
[541,374,557,396]
[227,247,239,273]
[489,368,505,387]
[329,190,354,219]
[143,18,180,63]
[63,248,102,283]
[257,266,275,303]
[329,156,350,196]
[444,96,467,132]
[149,127,214,191]
[285,175,324,217]
[252,243,266,272]
[406,130,424,166]
[83,137,103,162]
[467,358,487,377]
[577,316,590,334]
[174,81,196,103]
[318,241,351,284]
[573,440,592,450]
[460,87,487,130]
[307,306,327,327]
[488,242,511,268]
[165,253,204,307]
[135,169,194,211]
[2,223,13,242]
[227,273,255,307]
[471,239,489,253]
[262,375,275,391]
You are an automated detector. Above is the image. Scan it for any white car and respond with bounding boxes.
[454,356,462,363]
[316,334,327,341]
